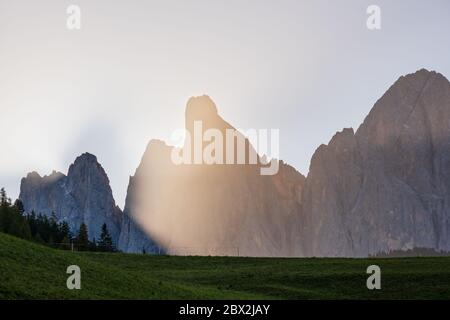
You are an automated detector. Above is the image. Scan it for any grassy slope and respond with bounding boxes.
[0,232,449,299]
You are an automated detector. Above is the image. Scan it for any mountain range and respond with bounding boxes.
[19,69,450,256]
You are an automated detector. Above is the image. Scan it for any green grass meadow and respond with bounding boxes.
[0,232,449,299]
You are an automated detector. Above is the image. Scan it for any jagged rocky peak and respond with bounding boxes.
[67,152,114,197]
[398,68,450,91]
[302,68,450,257]
[117,140,170,254]
[307,127,357,173]
[23,170,64,182]
[143,139,172,159]
[398,68,434,88]
[184,94,234,141]
[68,153,107,180]
[26,171,41,179]
[185,95,218,120]
[356,69,450,146]
[71,152,99,167]
[119,95,306,256]
[186,95,219,133]
[328,128,355,147]
[135,139,174,175]
[48,170,65,179]
[19,68,450,257]
[19,153,122,244]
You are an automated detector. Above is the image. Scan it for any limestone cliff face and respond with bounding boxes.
[302,69,450,256]
[117,170,160,254]
[118,96,305,256]
[120,70,450,257]
[19,153,122,244]
[18,69,450,257]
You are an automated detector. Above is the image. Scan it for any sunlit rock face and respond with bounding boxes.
[302,69,450,256]
[19,69,450,257]
[123,69,450,257]
[118,95,306,256]
[19,153,122,244]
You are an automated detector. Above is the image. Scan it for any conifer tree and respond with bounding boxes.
[13,199,25,214]
[98,223,114,252]
[60,236,71,250]
[76,223,89,251]
[58,221,71,243]
[0,188,8,206]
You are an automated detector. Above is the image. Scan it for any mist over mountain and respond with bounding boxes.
[18,69,450,257]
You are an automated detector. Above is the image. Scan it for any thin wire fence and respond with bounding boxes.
[42,242,240,256]
[165,246,240,256]
[44,242,116,252]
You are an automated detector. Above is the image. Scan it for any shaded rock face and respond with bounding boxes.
[123,69,450,257]
[117,174,160,254]
[118,96,305,256]
[18,69,450,257]
[302,69,450,256]
[19,153,122,244]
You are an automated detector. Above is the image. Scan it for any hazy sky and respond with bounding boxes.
[1,0,450,208]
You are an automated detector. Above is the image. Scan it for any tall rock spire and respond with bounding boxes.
[118,96,305,256]
[19,153,122,244]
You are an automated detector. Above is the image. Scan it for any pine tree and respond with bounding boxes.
[19,219,32,240]
[58,221,71,243]
[0,205,8,232]
[0,188,9,206]
[39,214,51,242]
[60,236,71,250]
[14,199,25,214]
[76,223,89,251]
[2,211,10,233]
[35,233,44,243]
[48,213,59,242]
[27,211,37,237]
[98,223,114,252]
[90,237,98,252]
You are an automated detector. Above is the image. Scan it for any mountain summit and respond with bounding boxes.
[121,69,450,257]
[118,95,305,256]
[18,69,450,257]
[302,69,450,256]
[19,153,122,244]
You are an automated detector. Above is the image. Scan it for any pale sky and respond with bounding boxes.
[1,0,450,208]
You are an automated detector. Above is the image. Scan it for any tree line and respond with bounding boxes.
[0,187,115,252]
